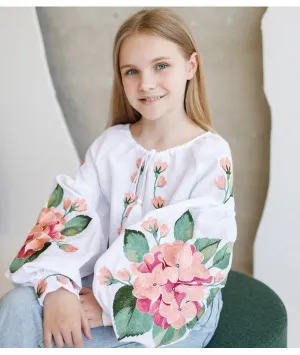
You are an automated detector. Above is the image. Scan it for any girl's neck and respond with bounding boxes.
[130,112,205,152]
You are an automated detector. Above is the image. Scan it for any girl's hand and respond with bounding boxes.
[79,287,104,328]
[43,287,92,348]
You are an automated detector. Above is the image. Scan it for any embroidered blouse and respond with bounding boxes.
[6,123,236,347]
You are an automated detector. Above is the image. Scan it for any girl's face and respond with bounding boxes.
[119,33,197,121]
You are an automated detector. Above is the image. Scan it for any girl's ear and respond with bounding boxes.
[187,52,198,80]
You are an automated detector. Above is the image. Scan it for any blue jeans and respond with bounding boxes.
[0,275,223,348]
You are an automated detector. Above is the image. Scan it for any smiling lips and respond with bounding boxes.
[139,95,166,105]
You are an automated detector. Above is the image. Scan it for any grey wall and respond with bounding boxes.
[0,8,79,296]
[36,7,270,275]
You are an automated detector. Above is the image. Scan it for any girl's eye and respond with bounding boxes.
[126,69,137,75]
[156,63,169,70]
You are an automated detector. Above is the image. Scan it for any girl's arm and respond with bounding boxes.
[6,132,110,306]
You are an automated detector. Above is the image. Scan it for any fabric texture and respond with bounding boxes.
[5,123,236,347]
[0,275,223,348]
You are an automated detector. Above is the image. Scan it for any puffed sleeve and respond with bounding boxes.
[92,138,236,347]
[5,131,110,306]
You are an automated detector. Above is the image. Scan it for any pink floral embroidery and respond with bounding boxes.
[131,172,138,183]
[63,199,87,213]
[220,157,231,174]
[214,175,226,189]
[154,161,168,174]
[160,224,170,238]
[116,269,131,281]
[153,160,168,209]
[141,217,159,233]
[118,193,138,235]
[131,241,212,329]
[57,243,78,252]
[36,279,47,298]
[157,176,167,188]
[215,157,234,204]
[152,197,165,209]
[16,207,67,259]
[118,158,145,235]
[57,275,69,285]
[98,267,114,286]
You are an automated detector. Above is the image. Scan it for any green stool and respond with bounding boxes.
[207,270,287,348]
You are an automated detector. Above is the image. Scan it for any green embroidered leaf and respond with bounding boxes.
[9,258,24,273]
[186,317,198,329]
[213,242,233,270]
[207,287,220,307]
[123,230,149,263]
[9,242,52,273]
[113,285,152,340]
[47,184,63,208]
[153,324,187,347]
[194,238,222,264]
[113,285,136,316]
[61,215,92,236]
[174,210,194,242]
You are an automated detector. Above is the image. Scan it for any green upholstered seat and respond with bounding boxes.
[207,270,287,348]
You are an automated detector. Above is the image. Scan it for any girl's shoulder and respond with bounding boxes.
[88,124,129,157]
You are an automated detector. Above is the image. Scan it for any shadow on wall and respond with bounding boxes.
[36,7,271,276]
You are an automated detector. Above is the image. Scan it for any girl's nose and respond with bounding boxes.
[138,72,157,91]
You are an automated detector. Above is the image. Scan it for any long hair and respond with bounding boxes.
[106,8,213,132]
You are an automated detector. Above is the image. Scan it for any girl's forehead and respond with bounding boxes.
[119,33,182,63]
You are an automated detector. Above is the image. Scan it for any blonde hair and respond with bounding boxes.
[106,8,213,132]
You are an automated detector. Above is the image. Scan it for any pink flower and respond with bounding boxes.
[36,279,47,298]
[220,157,231,174]
[159,224,170,238]
[214,175,226,189]
[57,276,69,285]
[125,206,133,218]
[73,199,87,212]
[215,271,225,283]
[117,226,123,235]
[136,158,144,169]
[141,217,158,233]
[64,198,73,210]
[116,269,131,281]
[24,233,51,254]
[130,172,137,182]
[154,161,168,174]
[98,267,114,286]
[16,207,66,259]
[58,243,78,252]
[124,192,137,205]
[162,241,211,282]
[152,196,165,209]
[159,298,199,329]
[157,176,167,187]
[133,264,168,301]
[131,241,213,330]
[63,199,87,212]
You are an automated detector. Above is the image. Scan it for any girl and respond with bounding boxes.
[0,8,236,348]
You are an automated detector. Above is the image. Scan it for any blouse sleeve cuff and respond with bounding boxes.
[35,275,81,306]
[102,310,112,326]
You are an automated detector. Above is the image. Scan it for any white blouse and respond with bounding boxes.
[6,123,237,347]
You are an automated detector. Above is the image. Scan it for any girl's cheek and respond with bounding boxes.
[123,79,136,95]
[159,71,177,89]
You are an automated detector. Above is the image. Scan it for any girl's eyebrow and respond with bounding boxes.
[120,56,172,70]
